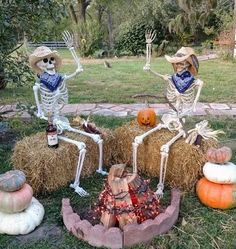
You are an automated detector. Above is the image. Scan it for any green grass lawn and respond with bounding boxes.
[0,116,236,249]
[1,57,236,105]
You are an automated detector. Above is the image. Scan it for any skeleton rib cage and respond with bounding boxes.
[37,79,68,116]
[166,78,197,113]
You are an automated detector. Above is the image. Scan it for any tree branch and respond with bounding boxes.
[7,43,24,56]
[69,4,78,24]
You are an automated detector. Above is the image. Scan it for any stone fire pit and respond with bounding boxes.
[62,189,180,248]
[62,165,180,249]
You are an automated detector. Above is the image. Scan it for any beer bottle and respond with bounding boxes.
[46,113,58,148]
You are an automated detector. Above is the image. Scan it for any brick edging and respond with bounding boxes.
[61,189,181,248]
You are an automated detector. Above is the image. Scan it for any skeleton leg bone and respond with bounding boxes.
[54,117,107,176]
[132,123,167,173]
[156,129,186,198]
[67,127,107,175]
[57,135,89,197]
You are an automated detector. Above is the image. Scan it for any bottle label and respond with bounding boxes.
[47,132,58,146]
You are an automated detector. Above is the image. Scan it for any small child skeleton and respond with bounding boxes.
[29,31,107,197]
[132,30,221,198]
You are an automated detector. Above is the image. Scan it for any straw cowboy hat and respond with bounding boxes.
[29,46,62,73]
[165,47,199,76]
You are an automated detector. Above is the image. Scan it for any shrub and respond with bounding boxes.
[115,22,148,56]
[74,21,103,57]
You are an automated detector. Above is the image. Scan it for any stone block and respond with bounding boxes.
[110,106,126,112]
[103,227,123,249]
[86,224,106,247]
[74,220,92,240]
[77,103,96,111]
[61,104,78,114]
[61,199,81,232]
[209,103,230,110]
[97,103,116,109]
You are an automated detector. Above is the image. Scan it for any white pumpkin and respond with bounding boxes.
[203,162,236,184]
[0,197,44,235]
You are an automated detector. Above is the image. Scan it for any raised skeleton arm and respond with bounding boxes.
[62,30,83,80]
[143,30,169,81]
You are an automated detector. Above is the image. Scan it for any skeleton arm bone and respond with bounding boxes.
[33,83,47,120]
[63,31,83,81]
[149,69,170,81]
[192,79,204,112]
[143,30,156,70]
[64,47,83,81]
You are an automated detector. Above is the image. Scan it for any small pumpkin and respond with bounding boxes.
[0,197,44,235]
[137,108,157,127]
[203,162,236,184]
[0,170,26,192]
[0,183,33,213]
[206,146,232,164]
[196,177,236,209]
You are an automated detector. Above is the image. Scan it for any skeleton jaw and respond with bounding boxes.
[45,66,56,75]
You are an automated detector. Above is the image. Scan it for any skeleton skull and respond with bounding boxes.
[175,61,190,73]
[36,56,56,75]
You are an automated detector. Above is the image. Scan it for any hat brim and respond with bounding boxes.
[165,55,198,76]
[29,51,62,74]
[165,54,190,64]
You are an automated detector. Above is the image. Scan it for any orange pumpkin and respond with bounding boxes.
[196,177,236,209]
[206,146,232,164]
[137,108,157,127]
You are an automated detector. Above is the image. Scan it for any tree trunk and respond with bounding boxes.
[234,0,236,57]
[107,9,114,53]
[0,69,6,90]
[77,0,90,23]
[69,4,78,24]
[97,5,104,26]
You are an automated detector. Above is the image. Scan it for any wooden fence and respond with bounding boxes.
[28,41,66,49]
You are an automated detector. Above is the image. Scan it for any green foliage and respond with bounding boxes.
[0,52,34,88]
[168,0,219,44]
[74,20,104,57]
[115,22,147,55]
[0,0,66,89]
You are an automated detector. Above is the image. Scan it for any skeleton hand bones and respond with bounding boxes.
[62,30,83,75]
[62,30,75,49]
[145,29,156,44]
[143,30,156,71]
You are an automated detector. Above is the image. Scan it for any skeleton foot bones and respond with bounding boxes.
[29,31,107,197]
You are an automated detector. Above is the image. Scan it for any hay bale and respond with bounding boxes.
[12,128,115,195]
[114,121,218,191]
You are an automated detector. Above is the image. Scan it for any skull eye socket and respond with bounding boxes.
[43,58,48,63]
[50,57,55,61]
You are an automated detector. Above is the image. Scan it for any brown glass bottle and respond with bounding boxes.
[46,115,58,148]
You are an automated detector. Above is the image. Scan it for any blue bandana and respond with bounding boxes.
[38,72,63,92]
[171,71,195,93]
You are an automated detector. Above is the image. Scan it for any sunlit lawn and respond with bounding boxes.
[1,55,236,105]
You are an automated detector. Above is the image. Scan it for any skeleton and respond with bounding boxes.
[30,31,107,197]
[132,30,220,198]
